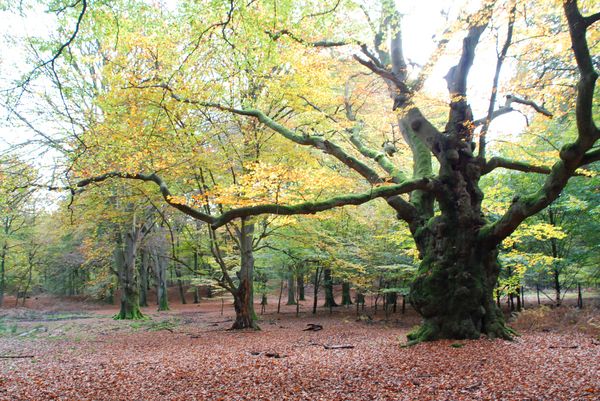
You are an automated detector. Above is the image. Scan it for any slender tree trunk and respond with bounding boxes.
[385,291,397,312]
[322,268,337,307]
[261,293,267,314]
[21,256,34,307]
[230,220,258,329]
[356,292,365,311]
[312,267,322,314]
[139,249,149,307]
[277,278,284,314]
[553,266,561,307]
[286,267,296,305]
[193,252,200,304]
[174,263,186,305]
[341,282,353,306]
[153,249,169,311]
[0,242,7,307]
[401,294,406,314]
[297,273,305,301]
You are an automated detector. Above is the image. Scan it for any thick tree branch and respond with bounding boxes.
[580,148,600,166]
[211,178,433,228]
[402,108,443,158]
[564,0,599,142]
[504,95,553,118]
[482,0,599,247]
[352,55,411,94]
[348,131,407,182]
[482,157,551,175]
[76,172,216,225]
[479,0,516,158]
[473,95,553,127]
[265,29,350,47]
[584,11,600,27]
[444,1,493,140]
[74,171,432,229]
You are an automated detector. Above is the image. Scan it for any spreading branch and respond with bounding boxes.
[74,172,433,229]
[482,0,599,246]
[473,95,553,127]
[482,157,552,175]
[479,0,516,158]
[352,55,411,94]
[403,108,443,158]
[265,29,350,48]
[580,148,600,166]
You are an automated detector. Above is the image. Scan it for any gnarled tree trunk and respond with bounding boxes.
[230,220,258,329]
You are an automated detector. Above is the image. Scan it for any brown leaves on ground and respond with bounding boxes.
[0,300,599,400]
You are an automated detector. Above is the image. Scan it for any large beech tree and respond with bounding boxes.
[6,0,599,340]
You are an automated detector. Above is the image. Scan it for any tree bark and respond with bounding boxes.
[193,251,200,304]
[322,268,337,308]
[152,248,169,311]
[230,219,259,329]
[297,273,305,301]
[409,237,514,342]
[341,282,353,306]
[312,266,322,314]
[286,267,296,305]
[114,230,143,320]
[139,248,149,307]
[0,242,7,307]
[174,263,186,305]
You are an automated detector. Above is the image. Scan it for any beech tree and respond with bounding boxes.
[4,0,599,341]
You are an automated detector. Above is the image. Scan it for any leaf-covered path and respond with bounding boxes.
[1,301,599,400]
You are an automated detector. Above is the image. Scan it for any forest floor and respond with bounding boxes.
[0,295,599,400]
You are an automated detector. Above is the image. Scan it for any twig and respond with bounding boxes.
[0,355,34,359]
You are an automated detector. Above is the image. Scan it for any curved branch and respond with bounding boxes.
[584,11,600,27]
[482,157,551,175]
[75,172,217,225]
[481,0,599,247]
[479,0,516,158]
[352,55,411,94]
[74,171,433,229]
[347,127,407,182]
[402,108,443,158]
[265,29,351,48]
[580,148,600,166]
[211,178,433,228]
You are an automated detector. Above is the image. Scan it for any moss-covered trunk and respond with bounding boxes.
[409,234,513,342]
[114,230,143,320]
[323,268,337,308]
[230,220,258,330]
[407,131,515,342]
